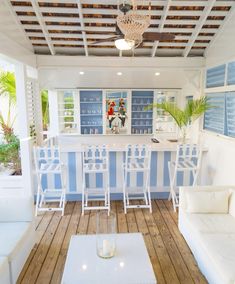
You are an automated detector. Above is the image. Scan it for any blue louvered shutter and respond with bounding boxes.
[206,64,226,88]
[226,92,235,137]
[204,93,225,134]
[227,62,235,85]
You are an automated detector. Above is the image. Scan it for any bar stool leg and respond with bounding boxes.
[168,162,178,212]
[148,188,152,213]
[35,186,40,216]
[192,169,199,186]
[82,188,85,216]
[123,169,127,214]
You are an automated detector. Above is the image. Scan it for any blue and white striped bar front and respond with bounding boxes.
[41,149,193,200]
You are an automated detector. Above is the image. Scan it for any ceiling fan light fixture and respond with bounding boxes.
[115,38,135,50]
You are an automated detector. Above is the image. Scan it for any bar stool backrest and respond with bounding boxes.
[125,144,151,170]
[176,144,201,169]
[34,146,61,172]
[83,145,109,167]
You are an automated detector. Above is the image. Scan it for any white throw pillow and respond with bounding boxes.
[229,189,235,218]
[186,190,229,214]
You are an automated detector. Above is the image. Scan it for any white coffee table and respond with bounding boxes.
[61,233,157,284]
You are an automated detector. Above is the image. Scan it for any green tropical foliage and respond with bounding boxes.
[147,96,211,129]
[0,70,50,133]
[0,71,16,102]
[0,71,16,142]
[0,135,21,174]
[41,90,49,129]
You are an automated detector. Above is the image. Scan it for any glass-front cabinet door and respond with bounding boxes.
[58,90,78,133]
[105,90,129,134]
[155,90,178,134]
[80,90,103,135]
[131,91,154,135]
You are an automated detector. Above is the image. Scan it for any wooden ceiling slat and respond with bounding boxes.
[8,0,233,57]
[16,15,224,27]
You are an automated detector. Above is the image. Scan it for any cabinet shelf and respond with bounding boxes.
[58,109,78,111]
[80,101,102,104]
[81,113,102,116]
[132,104,151,106]
[131,111,152,113]
[59,102,75,105]
[132,118,152,120]
[81,124,102,127]
[60,122,77,124]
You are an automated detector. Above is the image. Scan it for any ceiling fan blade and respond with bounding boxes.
[136,42,144,48]
[115,22,123,35]
[90,36,121,45]
[143,32,175,41]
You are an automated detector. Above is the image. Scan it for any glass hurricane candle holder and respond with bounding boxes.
[96,211,116,259]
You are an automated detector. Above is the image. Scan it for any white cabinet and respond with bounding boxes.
[154,90,180,135]
[58,90,79,133]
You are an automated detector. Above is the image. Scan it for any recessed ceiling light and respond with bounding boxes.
[155,72,160,76]
[117,72,122,76]
[79,71,84,75]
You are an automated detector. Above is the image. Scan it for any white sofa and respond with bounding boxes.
[0,196,35,284]
[0,257,10,284]
[179,186,235,284]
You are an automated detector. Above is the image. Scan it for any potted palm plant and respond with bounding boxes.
[147,96,211,143]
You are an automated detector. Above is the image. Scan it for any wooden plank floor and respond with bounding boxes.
[17,200,207,284]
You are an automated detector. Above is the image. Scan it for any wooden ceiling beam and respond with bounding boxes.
[32,0,233,6]
[12,5,231,17]
[30,0,55,55]
[76,0,88,56]
[3,0,34,51]
[183,0,216,57]
[17,14,225,26]
[151,0,171,57]
[22,24,219,34]
[204,2,235,57]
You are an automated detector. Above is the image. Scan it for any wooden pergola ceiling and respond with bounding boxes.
[7,0,235,57]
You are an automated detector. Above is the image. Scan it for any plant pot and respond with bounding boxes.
[0,164,15,176]
[178,126,191,144]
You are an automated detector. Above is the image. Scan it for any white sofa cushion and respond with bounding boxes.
[0,257,10,284]
[0,222,32,260]
[199,233,235,284]
[229,189,235,218]
[186,190,229,213]
[179,186,233,212]
[183,212,235,234]
[0,196,34,222]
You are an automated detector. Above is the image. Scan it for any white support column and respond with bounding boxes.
[183,0,216,57]
[15,63,34,196]
[15,64,30,138]
[34,81,43,145]
[48,90,60,138]
[151,0,171,57]
[76,0,89,56]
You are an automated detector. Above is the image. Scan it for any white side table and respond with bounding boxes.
[62,233,157,284]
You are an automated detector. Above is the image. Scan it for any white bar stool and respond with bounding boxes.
[168,143,202,211]
[123,144,152,214]
[82,145,110,215]
[34,146,66,216]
